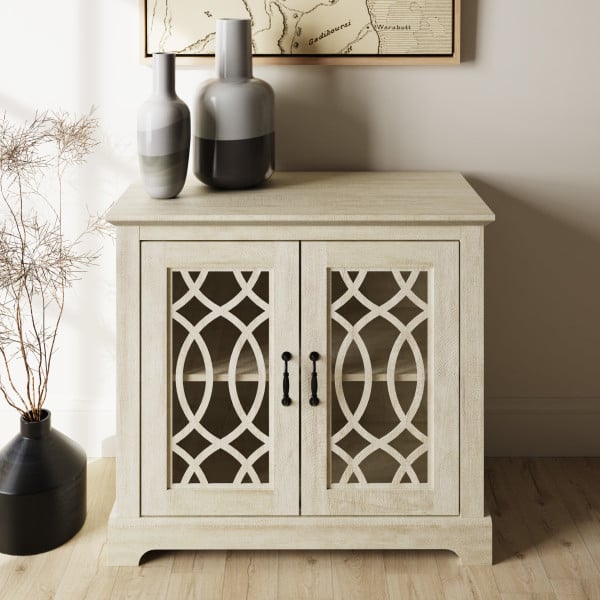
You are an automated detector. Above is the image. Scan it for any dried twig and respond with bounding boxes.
[0,110,105,421]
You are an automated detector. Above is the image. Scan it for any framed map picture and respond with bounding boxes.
[142,0,460,65]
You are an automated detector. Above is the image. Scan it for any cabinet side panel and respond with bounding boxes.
[460,227,485,517]
[115,226,141,517]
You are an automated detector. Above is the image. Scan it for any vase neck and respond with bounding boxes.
[20,410,51,439]
[216,19,253,80]
[153,53,176,97]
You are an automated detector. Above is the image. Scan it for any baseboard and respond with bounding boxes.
[485,397,600,456]
[0,408,116,458]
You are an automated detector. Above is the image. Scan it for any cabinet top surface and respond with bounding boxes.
[106,171,495,226]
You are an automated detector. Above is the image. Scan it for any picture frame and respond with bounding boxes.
[141,0,460,66]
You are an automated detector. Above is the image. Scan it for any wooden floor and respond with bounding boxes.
[2,459,600,599]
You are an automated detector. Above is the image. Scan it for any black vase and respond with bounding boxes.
[0,410,87,555]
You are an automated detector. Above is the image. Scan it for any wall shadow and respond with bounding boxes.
[272,68,371,171]
[0,94,35,119]
[466,176,600,400]
[461,0,479,62]
[486,458,600,564]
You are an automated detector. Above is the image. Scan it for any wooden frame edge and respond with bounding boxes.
[139,0,461,67]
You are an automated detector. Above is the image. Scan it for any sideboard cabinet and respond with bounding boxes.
[106,171,494,565]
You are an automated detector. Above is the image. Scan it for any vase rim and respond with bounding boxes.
[20,409,51,438]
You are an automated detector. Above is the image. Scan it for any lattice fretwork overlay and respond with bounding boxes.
[170,270,270,486]
[330,270,429,486]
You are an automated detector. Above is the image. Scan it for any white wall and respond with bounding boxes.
[1,0,599,456]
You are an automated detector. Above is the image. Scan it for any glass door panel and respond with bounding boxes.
[330,269,429,487]
[170,270,271,487]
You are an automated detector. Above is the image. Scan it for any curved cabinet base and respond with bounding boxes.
[107,512,492,567]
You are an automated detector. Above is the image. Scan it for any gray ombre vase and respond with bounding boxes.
[138,53,190,199]
[194,19,274,189]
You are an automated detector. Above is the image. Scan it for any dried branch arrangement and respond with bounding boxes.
[0,111,106,421]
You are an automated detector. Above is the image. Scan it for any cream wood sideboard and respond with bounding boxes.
[106,171,495,566]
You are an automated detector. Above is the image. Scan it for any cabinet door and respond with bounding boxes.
[301,242,459,516]
[141,242,299,516]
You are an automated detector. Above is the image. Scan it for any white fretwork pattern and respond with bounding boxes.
[330,270,429,486]
[170,270,270,486]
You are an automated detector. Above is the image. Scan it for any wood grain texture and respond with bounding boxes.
[500,459,598,582]
[331,551,388,600]
[5,459,600,599]
[551,578,600,599]
[384,550,447,600]
[500,594,557,600]
[221,551,279,600]
[140,241,300,517]
[301,241,459,516]
[108,173,494,565]
[112,551,174,600]
[278,551,333,599]
[107,512,492,568]
[548,459,600,574]
[114,226,141,519]
[485,459,554,595]
[460,226,486,518]
[106,172,495,226]
[139,224,471,241]
[54,460,117,600]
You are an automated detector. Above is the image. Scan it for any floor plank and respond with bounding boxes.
[437,551,501,600]
[436,552,476,600]
[549,459,600,574]
[54,459,118,600]
[500,458,599,582]
[551,578,600,600]
[0,554,16,598]
[486,458,555,595]
[383,550,446,600]
[0,544,74,600]
[500,594,557,600]
[278,551,333,600]
[331,551,388,600]
[167,551,226,598]
[111,551,174,599]
[220,550,279,600]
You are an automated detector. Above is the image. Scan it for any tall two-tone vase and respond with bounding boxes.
[138,52,190,199]
[195,18,274,189]
[0,411,87,555]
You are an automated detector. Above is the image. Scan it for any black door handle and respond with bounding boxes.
[309,351,320,406]
[281,352,292,406]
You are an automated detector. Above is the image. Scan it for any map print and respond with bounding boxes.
[146,0,454,56]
